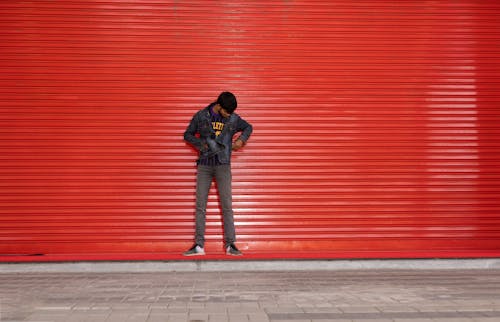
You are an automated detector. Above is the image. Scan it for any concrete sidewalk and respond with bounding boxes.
[1,262,500,321]
[2,258,500,273]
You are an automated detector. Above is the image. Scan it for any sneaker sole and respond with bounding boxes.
[183,252,205,256]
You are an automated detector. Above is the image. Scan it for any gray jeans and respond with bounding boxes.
[195,164,235,247]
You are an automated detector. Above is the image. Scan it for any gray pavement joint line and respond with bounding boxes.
[268,310,500,320]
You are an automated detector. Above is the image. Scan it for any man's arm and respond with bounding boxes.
[184,114,203,150]
[237,116,253,142]
[232,116,253,150]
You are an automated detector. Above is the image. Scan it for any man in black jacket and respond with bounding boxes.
[183,92,253,256]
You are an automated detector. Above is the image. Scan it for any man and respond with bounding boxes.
[183,92,253,256]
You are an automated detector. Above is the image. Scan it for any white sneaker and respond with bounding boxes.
[183,244,205,256]
[226,244,243,256]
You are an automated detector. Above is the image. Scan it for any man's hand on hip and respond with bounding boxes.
[232,139,245,151]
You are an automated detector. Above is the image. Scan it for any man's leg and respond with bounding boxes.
[195,165,213,247]
[215,164,236,246]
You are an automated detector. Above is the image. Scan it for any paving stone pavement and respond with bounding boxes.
[1,269,500,322]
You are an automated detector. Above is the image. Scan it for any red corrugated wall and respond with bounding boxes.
[1,1,499,261]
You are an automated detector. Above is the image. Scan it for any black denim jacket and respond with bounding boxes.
[184,104,253,164]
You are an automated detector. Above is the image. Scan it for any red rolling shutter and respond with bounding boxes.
[1,1,499,261]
